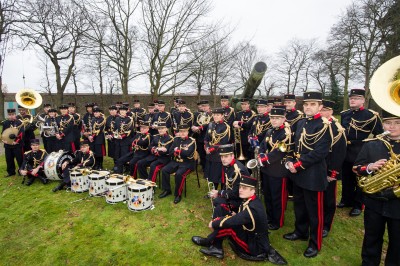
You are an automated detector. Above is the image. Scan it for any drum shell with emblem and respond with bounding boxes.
[105,177,127,204]
[70,170,89,193]
[127,183,154,211]
[44,150,75,180]
[88,171,110,197]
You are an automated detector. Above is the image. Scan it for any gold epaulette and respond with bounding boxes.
[24,150,32,155]
[340,109,350,114]
[368,109,379,116]
[297,110,304,115]
[363,137,379,142]
[321,117,331,124]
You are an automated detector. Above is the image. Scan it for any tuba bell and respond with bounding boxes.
[16,88,43,110]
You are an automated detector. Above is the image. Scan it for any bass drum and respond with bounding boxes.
[44,150,75,180]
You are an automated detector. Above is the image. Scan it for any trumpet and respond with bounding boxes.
[246,146,262,198]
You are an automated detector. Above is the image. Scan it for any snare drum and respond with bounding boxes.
[105,177,127,204]
[70,170,89,193]
[88,171,110,197]
[127,183,154,211]
[44,150,75,180]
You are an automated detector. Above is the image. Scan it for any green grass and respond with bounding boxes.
[0,154,387,265]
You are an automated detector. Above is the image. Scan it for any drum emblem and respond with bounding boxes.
[132,195,142,206]
[47,159,55,168]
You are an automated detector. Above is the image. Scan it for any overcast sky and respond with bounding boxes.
[2,0,351,93]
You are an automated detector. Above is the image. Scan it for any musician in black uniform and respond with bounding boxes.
[208,144,250,218]
[283,91,332,258]
[56,104,75,152]
[43,108,60,153]
[128,122,152,177]
[113,105,134,162]
[320,100,347,238]
[52,140,95,192]
[339,88,383,216]
[172,100,194,135]
[159,124,197,204]
[353,110,400,266]
[17,105,35,152]
[68,102,81,150]
[89,107,106,169]
[38,103,51,151]
[144,103,156,135]
[192,100,212,171]
[220,95,235,127]
[258,107,292,230]
[170,97,180,116]
[19,139,48,185]
[283,94,303,133]
[204,108,231,189]
[82,103,94,141]
[105,105,118,162]
[2,109,24,177]
[233,98,256,161]
[123,102,133,117]
[191,175,287,264]
[137,122,173,181]
[249,99,272,149]
[152,100,172,131]
[132,99,146,133]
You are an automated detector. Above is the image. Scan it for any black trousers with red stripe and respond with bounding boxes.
[128,155,147,178]
[5,145,23,175]
[212,198,241,219]
[262,173,288,228]
[323,180,337,232]
[293,184,324,250]
[341,160,363,209]
[161,160,194,196]
[207,227,251,254]
[137,155,157,179]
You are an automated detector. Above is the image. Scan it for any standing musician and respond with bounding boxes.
[38,103,51,151]
[2,109,24,177]
[320,100,347,238]
[208,144,250,218]
[17,105,35,152]
[233,98,256,161]
[43,108,60,153]
[283,94,303,133]
[68,102,82,150]
[56,104,75,152]
[172,100,194,135]
[144,103,157,135]
[283,91,332,258]
[105,105,118,162]
[159,124,197,204]
[204,108,231,189]
[137,121,173,181]
[220,95,235,127]
[123,102,133,117]
[258,107,292,231]
[151,100,172,131]
[89,107,106,170]
[82,103,94,141]
[249,99,272,149]
[191,101,203,140]
[339,88,383,217]
[192,100,212,171]
[52,140,95,192]
[170,97,180,116]
[132,99,146,133]
[353,110,400,266]
[113,104,134,162]
[19,139,48,186]
[191,175,287,264]
[115,101,123,110]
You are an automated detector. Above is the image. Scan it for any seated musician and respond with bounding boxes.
[353,110,400,266]
[159,124,196,204]
[137,121,173,182]
[191,175,287,265]
[19,139,48,186]
[52,140,95,192]
[208,144,250,218]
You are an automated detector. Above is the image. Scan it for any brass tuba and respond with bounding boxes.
[15,88,42,128]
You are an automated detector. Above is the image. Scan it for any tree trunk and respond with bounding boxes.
[0,76,4,121]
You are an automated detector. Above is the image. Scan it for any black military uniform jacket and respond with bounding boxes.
[172,110,194,133]
[82,112,94,136]
[212,195,270,256]
[132,132,152,157]
[153,111,172,129]
[105,114,118,139]
[71,112,81,139]
[114,115,134,146]
[204,121,231,162]
[223,106,236,126]
[43,116,57,138]
[326,117,347,180]
[250,112,272,142]
[133,107,147,131]
[219,159,250,205]
[2,119,24,148]
[17,113,35,139]
[168,136,196,164]
[90,116,105,145]
[235,109,256,140]
[21,149,47,171]
[259,123,292,178]
[289,114,332,191]
[341,107,383,162]
[71,150,95,168]
[353,138,400,219]
[150,133,174,164]
[285,108,303,133]
[56,114,74,142]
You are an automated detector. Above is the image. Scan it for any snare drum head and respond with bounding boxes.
[128,183,149,192]
[106,177,124,186]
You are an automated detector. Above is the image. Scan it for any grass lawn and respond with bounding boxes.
[0,154,386,265]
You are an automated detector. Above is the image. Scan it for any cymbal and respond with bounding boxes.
[2,128,19,145]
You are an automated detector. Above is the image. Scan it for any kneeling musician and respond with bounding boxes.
[20,139,48,186]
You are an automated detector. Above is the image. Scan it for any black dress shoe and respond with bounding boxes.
[322,229,329,238]
[268,247,288,265]
[303,246,318,258]
[337,201,350,208]
[158,190,171,198]
[283,232,308,241]
[349,208,362,216]
[4,173,15,178]
[191,236,210,247]
[173,196,181,204]
[52,182,65,192]
[26,177,35,186]
[200,245,224,259]
[268,224,280,231]
[39,177,49,184]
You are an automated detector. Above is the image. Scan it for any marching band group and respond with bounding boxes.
[2,90,399,265]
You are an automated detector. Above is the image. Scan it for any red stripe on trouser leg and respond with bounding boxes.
[178,169,192,196]
[221,167,225,184]
[101,144,106,156]
[133,163,138,179]
[280,177,287,227]
[151,164,164,182]
[71,142,76,153]
[317,191,324,251]
[220,204,230,212]
[215,229,250,253]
